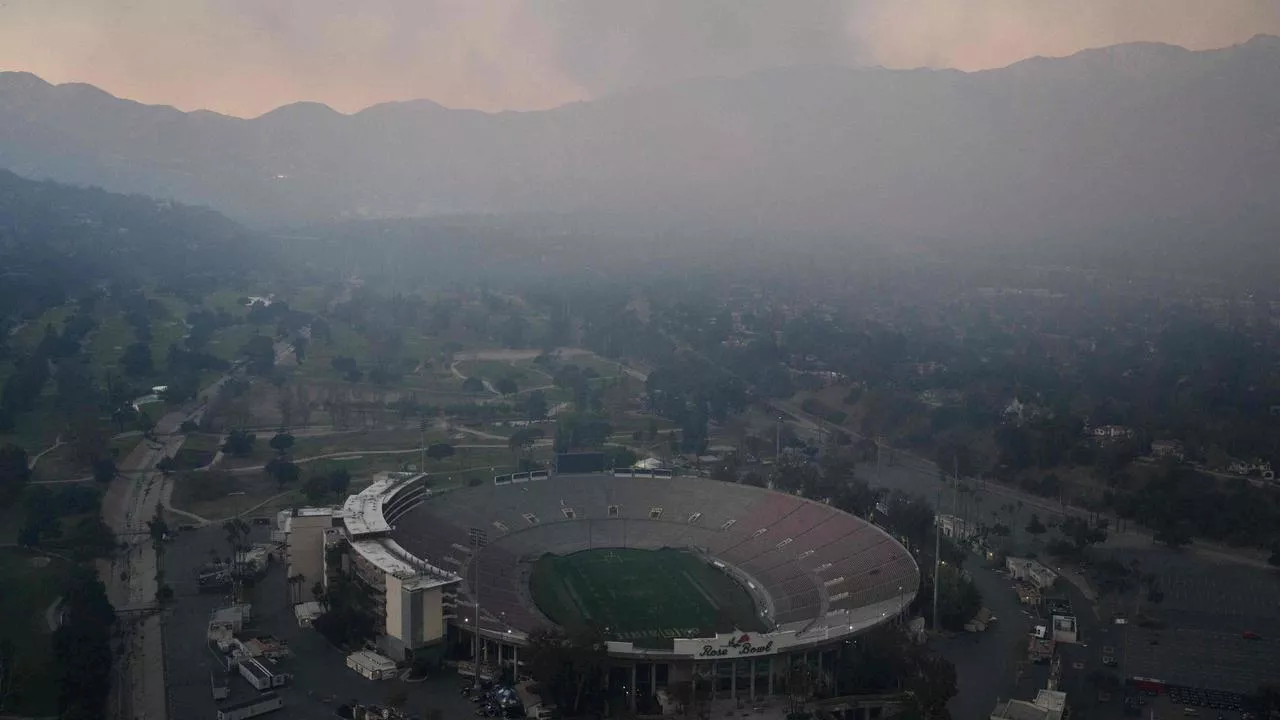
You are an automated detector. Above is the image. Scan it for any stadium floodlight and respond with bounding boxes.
[469,527,488,666]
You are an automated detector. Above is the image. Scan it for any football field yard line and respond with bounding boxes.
[560,569,593,621]
[681,569,723,611]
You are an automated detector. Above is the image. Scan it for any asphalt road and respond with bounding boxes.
[103,364,247,719]
[163,524,486,720]
[936,564,1050,720]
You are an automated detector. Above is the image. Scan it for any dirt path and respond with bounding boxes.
[44,597,63,631]
[26,435,63,470]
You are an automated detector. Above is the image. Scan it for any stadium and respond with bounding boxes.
[321,468,920,704]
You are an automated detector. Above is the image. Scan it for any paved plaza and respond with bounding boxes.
[162,524,478,720]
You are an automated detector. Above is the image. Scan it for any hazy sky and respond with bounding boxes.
[2,0,1278,117]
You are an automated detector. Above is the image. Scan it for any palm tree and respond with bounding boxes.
[287,574,304,604]
[223,518,250,559]
[223,517,248,545]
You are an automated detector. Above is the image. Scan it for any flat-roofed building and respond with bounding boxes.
[288,473,462,662]
[1006,557,1058,590]
[278,506,338,601]
[991,690,1067,720]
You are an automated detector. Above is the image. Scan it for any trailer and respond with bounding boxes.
[238,658,275,691]
[216,691,283,720]
[210,671,230,701]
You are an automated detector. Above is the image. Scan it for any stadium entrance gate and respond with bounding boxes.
[478,633,842,710]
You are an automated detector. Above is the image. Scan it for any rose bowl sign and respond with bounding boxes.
[673,631,805,659]
[696,634,773,658]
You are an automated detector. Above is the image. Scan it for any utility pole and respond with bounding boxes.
[875,437,883,485]
[953,454,961,517]
[775,416,783,460]
[932,453,960,632]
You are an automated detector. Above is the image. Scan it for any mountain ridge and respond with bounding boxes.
[0,35,1277,280]
[6,35,1276,118]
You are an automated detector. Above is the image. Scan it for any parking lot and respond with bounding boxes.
[162,523,479,719]
[1122,689,1251,720]
[1120,625,1277,696]
[1104,547,1280,619]
[1046,543,1280,720]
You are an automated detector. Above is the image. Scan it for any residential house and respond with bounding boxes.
[1090,425,1135,443]
[1150,440,1183,460]
[1227,458,1274,480]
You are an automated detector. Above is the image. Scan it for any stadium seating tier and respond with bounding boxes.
[389,474,919,635]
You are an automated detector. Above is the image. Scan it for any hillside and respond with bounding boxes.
[2,37,1279,277]
[0,168,256,323]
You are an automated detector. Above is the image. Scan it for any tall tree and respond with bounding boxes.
[0,444,30,506]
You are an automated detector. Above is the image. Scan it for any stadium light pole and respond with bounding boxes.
[419,416,428,473]
[932,489,942,633]
[470,527,488,670]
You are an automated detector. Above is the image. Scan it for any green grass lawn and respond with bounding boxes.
[29,443,91,481]
[560,354,631,379]
[528,547,766,643]
[201,288,255,317]
[10,305,74,352]
[0,548,72,716]
[297,444,530,484]
[169,470,290,521]
[0,401,64,452]
[180,432,224,453]
[288,429,448,458]
[84,313,134,375]
[147,315,189,371]
[457,360,546,385]
[281,285,331,315]
[205,323,263,363]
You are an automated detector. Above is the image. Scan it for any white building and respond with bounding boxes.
[277,507,339,602]
[937,513,978,542]
[347,650,399,680]
[293,601,324,628]
[1051,615,1078,644]
[990,690,1067,720]
[285,473,462,662]
[1006,557,1058,590]
[207,605,252,651]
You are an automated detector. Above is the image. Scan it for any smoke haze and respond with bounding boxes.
[1,0,1277,116]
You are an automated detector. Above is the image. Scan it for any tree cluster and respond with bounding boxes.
[52,568,116,720]
[303,468,352,503]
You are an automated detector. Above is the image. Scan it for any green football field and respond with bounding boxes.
[528,548,767,642]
